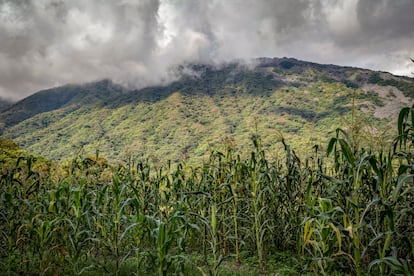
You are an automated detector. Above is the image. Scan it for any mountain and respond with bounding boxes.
[0,79,125,131]
[0,98,13,112]
[1,57,413,164]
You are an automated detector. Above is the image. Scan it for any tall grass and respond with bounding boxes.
[1,105,413,275]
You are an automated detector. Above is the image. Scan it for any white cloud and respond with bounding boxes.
[0,0,413,100]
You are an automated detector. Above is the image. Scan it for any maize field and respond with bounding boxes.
[1,105,413,275]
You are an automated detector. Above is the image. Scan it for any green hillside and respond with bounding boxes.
[0,79,125,131]
[1,58,413,164]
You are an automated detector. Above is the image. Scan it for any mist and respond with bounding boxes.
[0,0,413,100]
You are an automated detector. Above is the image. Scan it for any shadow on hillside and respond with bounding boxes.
[107,63,285,109]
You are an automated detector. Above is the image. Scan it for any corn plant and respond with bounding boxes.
[1,105,413,275]
[302,198,344,274]
[247,138,271,272]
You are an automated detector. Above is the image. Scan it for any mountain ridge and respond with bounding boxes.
[0,98,13,112]
[0,79,126,132]
[1,57,413,163]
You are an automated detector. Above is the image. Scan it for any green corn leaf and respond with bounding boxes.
[398,107,410,135]
[392,174,413,202]
[338,138,355,166]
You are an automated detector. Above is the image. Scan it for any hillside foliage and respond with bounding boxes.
[1,58,413,164]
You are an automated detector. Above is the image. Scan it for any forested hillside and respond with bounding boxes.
[1,58,413,164]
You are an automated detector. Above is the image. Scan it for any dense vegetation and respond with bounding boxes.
[1,105,413,275]
[1,58,413,164]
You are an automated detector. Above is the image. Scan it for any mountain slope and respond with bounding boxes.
[0,99,12,112]
[0,79,125,132]
[1,58,413,164]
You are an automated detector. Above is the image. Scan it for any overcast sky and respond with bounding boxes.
[1,0,413,100]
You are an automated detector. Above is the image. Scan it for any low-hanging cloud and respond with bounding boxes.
[0,0,413,100]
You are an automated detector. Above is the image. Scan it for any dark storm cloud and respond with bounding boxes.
[0,0,413,100]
